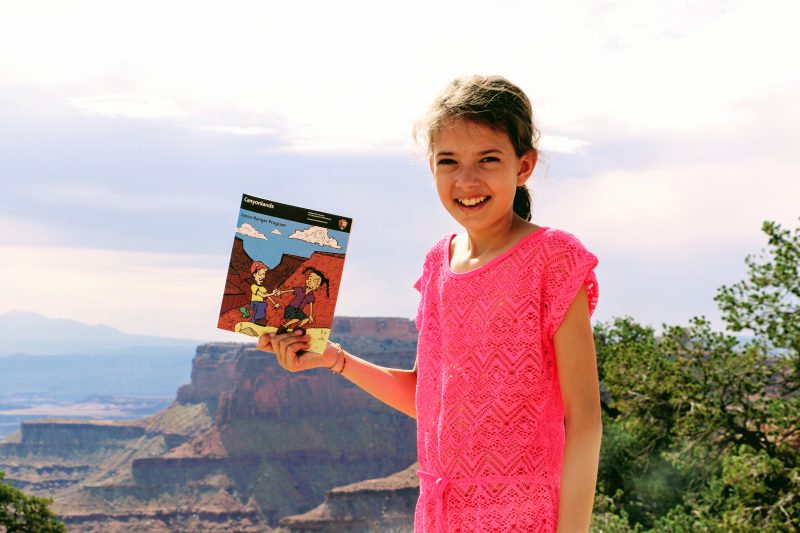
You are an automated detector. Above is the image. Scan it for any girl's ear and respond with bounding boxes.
[516,149,538,186]
[428,156,435,176]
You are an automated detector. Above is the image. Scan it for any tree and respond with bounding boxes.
[0,472,66,533]
[715,219,800,359]
[593,219,800,531]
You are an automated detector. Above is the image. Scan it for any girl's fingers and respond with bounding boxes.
[257,331,316,372]
[257,333,274,352]
[271,331,310,372]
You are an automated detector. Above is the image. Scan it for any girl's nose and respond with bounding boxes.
[454,168,480,187]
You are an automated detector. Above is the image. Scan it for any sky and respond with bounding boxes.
[1,0,798,342]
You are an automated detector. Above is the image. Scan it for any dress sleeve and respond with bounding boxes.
[543,232,600,341]
[413,258,430,333]
[413,237,447,333]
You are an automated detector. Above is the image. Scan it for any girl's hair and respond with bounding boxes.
[303,266,330,297]
[416,75,540,221]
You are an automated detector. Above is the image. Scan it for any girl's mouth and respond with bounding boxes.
[456,196,489,208]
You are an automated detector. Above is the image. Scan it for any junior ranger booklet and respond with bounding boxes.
[217,193,352,354]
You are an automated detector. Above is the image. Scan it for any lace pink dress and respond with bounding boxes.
[413,227,599,532]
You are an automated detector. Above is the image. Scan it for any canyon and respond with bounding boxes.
[0,317,421,532]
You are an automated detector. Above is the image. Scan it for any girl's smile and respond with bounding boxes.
[456,195,489,208]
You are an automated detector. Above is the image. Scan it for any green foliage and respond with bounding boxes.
[594,219,800,531]
[714,219,800,357]
[0,472,67,533]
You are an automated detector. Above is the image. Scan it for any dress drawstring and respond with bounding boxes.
[416,469,450,533]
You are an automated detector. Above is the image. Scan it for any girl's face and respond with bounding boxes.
[306,272,322,290]
[430,120,536,235]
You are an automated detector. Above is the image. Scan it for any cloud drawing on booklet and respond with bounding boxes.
[288,226,342,249]
[271,229,281,235]
[236,223,267,240]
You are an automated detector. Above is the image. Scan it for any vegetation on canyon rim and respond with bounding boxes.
[1,472,66,532]
[591,218,800,532]
[1,219,797,532]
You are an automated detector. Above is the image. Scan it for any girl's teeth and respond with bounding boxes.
[459,196,487,206]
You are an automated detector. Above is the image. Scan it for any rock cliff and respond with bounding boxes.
[0,317,420,532]
[280,463,420,532]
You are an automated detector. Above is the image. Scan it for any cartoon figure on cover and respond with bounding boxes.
[234,261,331,340]
[274,267,330,335]
[249,261,280,327]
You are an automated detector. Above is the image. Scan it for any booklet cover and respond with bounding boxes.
[217,194,352,354]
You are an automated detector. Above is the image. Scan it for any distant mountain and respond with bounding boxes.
[0,310,205,356]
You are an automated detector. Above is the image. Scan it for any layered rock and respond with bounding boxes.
[0,317,419,532]
[280,463,420,532]
[0,419,148,495]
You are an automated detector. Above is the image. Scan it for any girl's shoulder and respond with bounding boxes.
[421,234,452,264]
[533,226,595,255]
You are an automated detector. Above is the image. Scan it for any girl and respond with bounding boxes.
[260,75,602,532]
[273,267,330,334]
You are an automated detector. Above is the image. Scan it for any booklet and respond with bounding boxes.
[217,194,352,354]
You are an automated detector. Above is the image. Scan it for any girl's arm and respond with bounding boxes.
[553,285,603,532]
[259,331,418,419]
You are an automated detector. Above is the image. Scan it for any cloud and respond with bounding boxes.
[539,135,589,155]
[288,226,341,249]
[0,245,229,340]
[271,229,281,235]
[68,94,190,120]
[198,125,277,136]
[4,1,796,154]
[236,223,267,240]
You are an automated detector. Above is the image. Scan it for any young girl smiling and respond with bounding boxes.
[261,75,602,532]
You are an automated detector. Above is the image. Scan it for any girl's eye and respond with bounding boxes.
[480,156,500,163]
[437,158,457,165]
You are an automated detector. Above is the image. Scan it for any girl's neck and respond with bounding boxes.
[463,215,531,257]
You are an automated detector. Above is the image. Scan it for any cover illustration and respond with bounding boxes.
[217,194,352,354]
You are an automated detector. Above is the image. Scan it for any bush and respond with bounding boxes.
[0,472,66,533]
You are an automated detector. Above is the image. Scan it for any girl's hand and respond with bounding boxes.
[257,331,335,372]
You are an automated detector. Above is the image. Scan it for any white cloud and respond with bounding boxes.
[3,0,796,153]
[539,135,589,155]
[198,125,277,136]
[534,158,798,257]
[236,223,267,240]
[68,95,190,119]
[0,214,54,245]
[335,259,418,318]
[288,226,341,249]
[0,245,229,340]
[271,229,281,235]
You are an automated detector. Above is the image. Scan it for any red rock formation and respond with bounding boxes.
[280,462,420,532]
[176,345,242,405]
[332,316,419,340]
[1,317,419,531]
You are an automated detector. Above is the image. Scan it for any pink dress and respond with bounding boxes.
[413,227,599,532]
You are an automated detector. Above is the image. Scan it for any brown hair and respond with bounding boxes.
[416,75,540,221]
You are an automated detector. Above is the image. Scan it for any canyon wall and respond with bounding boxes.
[0,317,420,532]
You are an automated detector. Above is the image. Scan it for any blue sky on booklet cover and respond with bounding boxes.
[0,0,798,341]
